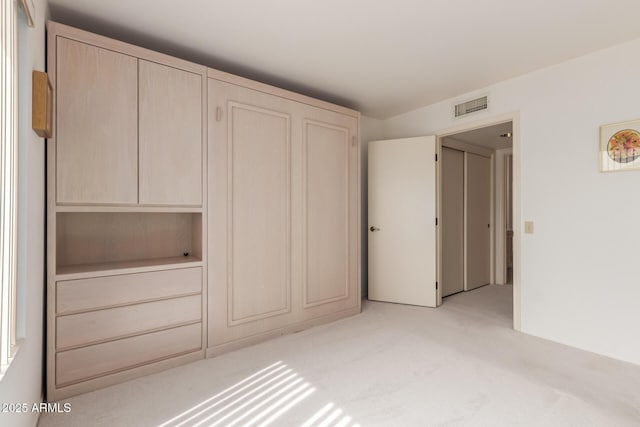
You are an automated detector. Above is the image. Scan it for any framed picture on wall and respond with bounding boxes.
[19,0,35,27]
[600,118,640,172]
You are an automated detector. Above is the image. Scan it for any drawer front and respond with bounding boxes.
[56,295,201,350]
[56,267,201,314]
[56,323,202,386]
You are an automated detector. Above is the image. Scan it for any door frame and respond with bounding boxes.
[435,112,521,331]
[503,152,514,284]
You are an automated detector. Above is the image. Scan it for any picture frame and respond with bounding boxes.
[32,71,52,138]
[19,0,35,27]
[599,118,640,172]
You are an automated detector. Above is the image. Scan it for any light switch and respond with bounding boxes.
[524,221,534,234]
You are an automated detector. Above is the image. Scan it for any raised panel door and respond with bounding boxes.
[208,79,293,348]
[56,37,138,204]
[300,106,360,317]
[139,60,203,206]
[208,78,360,350]
[228,102,291,323]
[304,121,349,306]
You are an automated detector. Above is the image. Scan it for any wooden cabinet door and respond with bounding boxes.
[208,79,294,347]
[299,105,360,318]
[139,60,203,206]
[56,37,138,204]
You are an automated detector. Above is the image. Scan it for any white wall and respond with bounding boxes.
[377,37,640,366]
[0,1,48,425]
[359,116,385,298]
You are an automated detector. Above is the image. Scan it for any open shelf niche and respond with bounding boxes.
[56,212,203,276]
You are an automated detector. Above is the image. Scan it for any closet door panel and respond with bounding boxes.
[208,77,360,351]
[139,60,203,206]
[228,102,291,323]
[208,79,295,348]
[56,37,138,204]
[303,120,349,306]
[299,106,360,317]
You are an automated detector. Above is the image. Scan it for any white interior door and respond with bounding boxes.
[368,136,437,307]
[442,147,464,297]
[465,153,491,290]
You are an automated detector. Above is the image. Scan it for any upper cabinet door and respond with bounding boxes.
[56,37,138,204]
[138,60,203,206]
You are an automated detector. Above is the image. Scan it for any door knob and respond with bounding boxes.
[369,226,380,232]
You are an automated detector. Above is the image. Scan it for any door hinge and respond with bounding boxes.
[436,281,438,290]
[435,153,438,161]
[216,106,222,122]
[435,217,438,226]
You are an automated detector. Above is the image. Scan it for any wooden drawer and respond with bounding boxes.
[56,295,201,350]
[56,267,201,314]
[56,323,201,386]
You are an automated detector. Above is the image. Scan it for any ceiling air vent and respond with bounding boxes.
[454,95,488,118]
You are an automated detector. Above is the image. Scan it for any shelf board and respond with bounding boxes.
[56,256,202,280]
[56,205,203,213]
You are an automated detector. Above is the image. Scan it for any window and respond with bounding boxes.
[0,0,19,372]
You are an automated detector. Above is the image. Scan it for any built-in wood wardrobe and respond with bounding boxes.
[46,22,361,401]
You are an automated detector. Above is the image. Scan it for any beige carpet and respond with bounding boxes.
[39,285,640,426]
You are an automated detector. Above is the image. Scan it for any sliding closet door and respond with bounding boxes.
[442,147,464,297]
[465,153,491,290]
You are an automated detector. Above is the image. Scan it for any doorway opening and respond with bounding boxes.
[436,117,518,327]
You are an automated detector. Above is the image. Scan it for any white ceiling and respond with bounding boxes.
[48,0,640,119]
[446,122,513,151]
